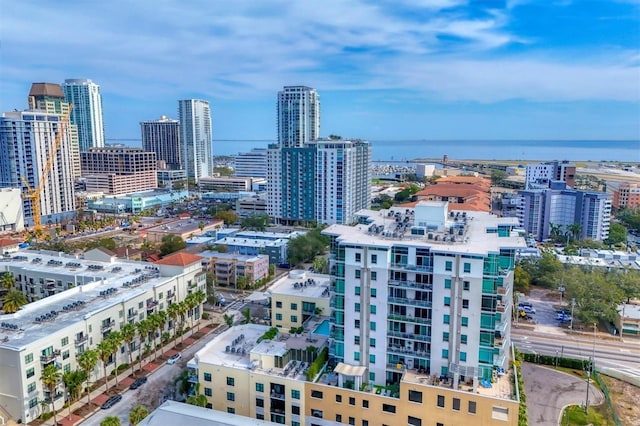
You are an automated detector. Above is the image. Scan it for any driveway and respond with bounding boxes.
[521,363,604,426]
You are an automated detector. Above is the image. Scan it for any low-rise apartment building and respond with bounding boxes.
[0,251,205,423]
[198,251,270,287]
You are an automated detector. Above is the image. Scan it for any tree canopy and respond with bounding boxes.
[214,210,237,225]
[160,235,186,256]
[287,228,329,266]
[241,214,270,231]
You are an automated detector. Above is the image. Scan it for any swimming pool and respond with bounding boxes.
[313,319,330,336]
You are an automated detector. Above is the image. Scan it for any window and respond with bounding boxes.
[443,314,450,324]
[371,271,377,281]
[226,392,235,401]
[276,301,282,308]
[370,288,376,298]
[355,303,360,312]
[461,317,469,327]
[291,315,298,323]
[443,332,449,342]
[291,389,301,399]
[444,297,451,307]
[226,377,235,386]
[369,372,375,382]
[453,397,461,411]
[61,337,69,346]
[461,334,468,344]
[354,336,360,345]
[349,396,355,406]
[408,390,423,403]
[292,405,300,415]
[437,394,445,407]
[468,401,477,414]
[25,353,33,364]
[363,399,369,408]
[291,303,298,310]
[445,261,452,271]
[370,305,376,315]
[291,422,300,426]
[463,299,469,309]
[311,390,323,399]
[408,416,422,426]
[336,414,342,422]
[369,354,376,363]
[355,320,360,329]
[205,387,212,396]
[256,382,264,392]
[362,420,368,426]
[204,373,212,382]
[256,414,264,420]
[464,262,471,273]
[227,407,235,414]
[355,253,361,262]
[442,349,449,358]
[26,368,35,379]
[382,404,396,413]
[275,313,282,320]
[370,322,376,331]
[349,417,355,425]
[444,279,451,289]
[29,398,38,408]
[206,403,212,409]
[354,352,360,361]
[463,281,470,290]
[460,352,467,362]
[355,270,361,279]
[255,397,264,407]
[138,302,143,309]
[370,338,376,347]
[62,350,69,360]
[336,394,342,403]
[371,254,377,264]
[27,382,36,393]
[64,363,71,373]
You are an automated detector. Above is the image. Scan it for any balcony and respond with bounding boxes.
[387,314,431,325]
[269,392,285,400]
[146,300,158,309]
[388,280,433,291]
[388,296,432,308]
[40,350,60,363]
[497,286,508,295]
[101,320,115,332]
[187,374,199,384]
[127,310,138,319]
[387,331,430,342]
[391,263,433,273]
[167,292,176,300]
[387,346,430,358]
[496,304,506,313]
[75,336,88,346]
[44,392,64,403]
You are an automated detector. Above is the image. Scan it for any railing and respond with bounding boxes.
[40,350,60,363]
[146,300,158,308]
[497,286,507,295]
[388,296,432,308]
[270,392,285,400]
[187,374,199,383]
[391,263,433,273]
[387,331,430,342]
[388,280,433,290]
[75,336,88,346]
[101,320,115,331]
[387,314,431,325]
[128,310,138,319]
[387,346,430,358]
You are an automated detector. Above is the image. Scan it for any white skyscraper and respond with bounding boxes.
[178,99,212,181]
[62,79,105,152]
[277,86,320,148]
[0,111,76,225]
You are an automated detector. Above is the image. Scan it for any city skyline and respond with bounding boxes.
[1,1,639,142]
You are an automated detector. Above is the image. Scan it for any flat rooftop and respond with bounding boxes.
[0,251,169,349]
[198,250,265,263]
[268,270,330,299]
[139,400,281,426]
[324,204,526,255]
[146,218,222,234]
[558,254,640,270]
[191,324,327,380]
[217,237,287,248]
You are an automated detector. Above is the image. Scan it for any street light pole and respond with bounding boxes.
[570,298,575,330]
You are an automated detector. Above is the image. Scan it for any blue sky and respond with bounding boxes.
[1,0,639,144]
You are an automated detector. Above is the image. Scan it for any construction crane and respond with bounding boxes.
[21,105,73,232]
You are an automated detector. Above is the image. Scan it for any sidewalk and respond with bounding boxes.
[40,320,223,426]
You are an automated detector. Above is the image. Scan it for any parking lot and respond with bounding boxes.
[516,289,573,328]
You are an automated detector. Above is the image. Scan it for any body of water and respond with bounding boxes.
[210,140,639,162]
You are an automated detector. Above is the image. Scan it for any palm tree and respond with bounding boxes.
[167,303,180,347]
[107,331,123,386]
[129,405,150,425]
[120,323,137,376]
[549,222,563,242]
[77,349,99,405]
[62,370,86,417]
[193,290,206,331]
[100,416,121,426]
[1,272,14,290]
[185,293,198,332]
[567,222,582,243]
[3,289,27,313]
[155,311,168,357]
[136,319,153,370]
[176,301,188,345]
[41,363,62,425]
[97,339,115,392]
[146,314,160,361]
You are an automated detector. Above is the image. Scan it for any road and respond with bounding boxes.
[80,326,225,426]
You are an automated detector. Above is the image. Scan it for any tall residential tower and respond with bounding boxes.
[62,79,105,152]
[277,86,320,148]
[141,116,181,170]
[178,99,212,181]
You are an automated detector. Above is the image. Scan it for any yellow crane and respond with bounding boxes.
[21,105,73,232]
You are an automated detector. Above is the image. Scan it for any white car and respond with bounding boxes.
[522,306,536,314]
[167,353,182,364]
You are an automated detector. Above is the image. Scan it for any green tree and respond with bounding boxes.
[312,256,328,274]
[129,405,150,425]
[97,339,115,392]
[155,311,168,358]
[287,228,329,266]
[566,222,582,244]
[120,323,137,376]
[1,272,15,290]
[136,319,153,370]
[107,331,123,386]
[41,363,62,426]
[548,223,563,242]
[62,370,86,417]
[616,207,640,233]
[609,269,640,303]
[193,290,207,331]
[159,234,186,256]
[224,314,234,327]
[3,289,27,313]
[241,214,270,231]
[213,166,234,176]
[100,416,121,426]
[186,394,208,407]
[490,169,507,185]
[77,349,99,405]
[214,210,237,225]
[513,265,531,293]
[521,253,562,288]
[168,303,181,346]
[176,301,188,344]
[605,223,627,246]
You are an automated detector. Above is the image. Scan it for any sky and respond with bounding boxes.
[1,0,639,144]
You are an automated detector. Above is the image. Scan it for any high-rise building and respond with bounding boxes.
[62,79,105,152]
[28,83,81,179]
[277,86,320,148]
[81,146,157,195]
[517,182,611,241]
[140,116,181,170]
[0,111,76,226]
[611,183,640,210]
[178,99,213,181]
[234,148,267,178]
[525,161,575,190]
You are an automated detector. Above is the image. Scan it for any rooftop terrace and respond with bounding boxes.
[267,270,330,299]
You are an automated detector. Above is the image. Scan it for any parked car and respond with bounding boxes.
[101,394,122,409]
[130,376,148,390]
[522,306,536,314]
[557,313,572,322]
[167,353,182,364]
[518,302,533,309]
